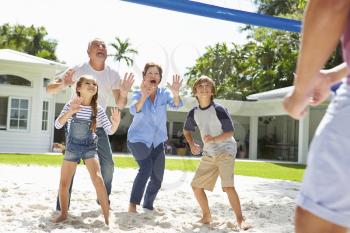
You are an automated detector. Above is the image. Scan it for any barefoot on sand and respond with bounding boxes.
[128,203,137,213]
[51,214,67,223]
[197,215,212,224]
[239,220,252,231]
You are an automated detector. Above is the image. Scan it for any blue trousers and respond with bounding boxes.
[56,127,114,210]
[127,141,165,210]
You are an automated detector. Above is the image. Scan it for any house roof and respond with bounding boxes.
[246,86,293,101]
[0,49,67,71]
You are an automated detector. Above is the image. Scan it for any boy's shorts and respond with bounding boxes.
[296,82,350,228]
[191,153,235,191]
[64,149,97,163]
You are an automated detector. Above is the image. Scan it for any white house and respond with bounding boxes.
[245,87,329,164]
[0,49,67,153]
[0,49,329,164]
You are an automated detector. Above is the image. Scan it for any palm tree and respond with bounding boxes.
[109,37,138,67]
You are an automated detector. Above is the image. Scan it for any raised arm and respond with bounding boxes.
[109,107,121,134]
[113,73,135,109]
[56,97,82,127]
[167,74,182,107]
[46,69,75,94]
[283,0,350,119]
[132,80,155,113]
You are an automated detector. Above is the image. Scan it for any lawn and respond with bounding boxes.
[0,154,305,182]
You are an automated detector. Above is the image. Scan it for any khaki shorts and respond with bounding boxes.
[191,153,235,191]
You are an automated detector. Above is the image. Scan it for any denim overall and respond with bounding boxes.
[64,113,98,162]
[56,113,101,210]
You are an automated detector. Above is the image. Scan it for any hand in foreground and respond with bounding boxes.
[309,70,337,106]
[283,71,338,119]
[283,90,309,120]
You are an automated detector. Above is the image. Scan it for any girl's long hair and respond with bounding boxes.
[76,75,98,132]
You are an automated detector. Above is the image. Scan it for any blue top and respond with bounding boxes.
[128,87,183,148]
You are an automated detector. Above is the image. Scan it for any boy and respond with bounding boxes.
[183,76,250,230]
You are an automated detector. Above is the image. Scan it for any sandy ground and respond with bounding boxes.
[0,164,301,233]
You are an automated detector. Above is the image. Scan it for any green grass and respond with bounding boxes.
[0,154,305,182]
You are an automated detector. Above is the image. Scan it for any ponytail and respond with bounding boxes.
[91,93,98,133]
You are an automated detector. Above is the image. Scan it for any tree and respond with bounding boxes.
[253,0,342,68]
[253,0,306,17]
[0,23,58,61]
[186,43,244,100]
[109,37,138,67]
[186,0,342,100]
[186,28,300,100]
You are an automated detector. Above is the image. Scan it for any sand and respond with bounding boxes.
[0,164,300,232]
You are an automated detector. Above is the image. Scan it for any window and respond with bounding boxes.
[42,101,49,131]
[257,115,299,162]
[0,97,8,130]
[0,75,31,87]
[8,97,29,130]
[43,78,50,87]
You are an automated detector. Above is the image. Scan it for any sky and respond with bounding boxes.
[0,0,255,84]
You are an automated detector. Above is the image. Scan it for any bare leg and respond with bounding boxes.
[223,187,251,230]
[192,186,212,224]
[295,206,347,233]
[128,203,137,213]
[52,160,77,223]
[85,157,109,225]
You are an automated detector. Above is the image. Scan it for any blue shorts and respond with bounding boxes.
[64,149,97,163]
[296,82,350,228]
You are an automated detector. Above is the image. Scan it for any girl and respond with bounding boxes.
[53,75,120,225]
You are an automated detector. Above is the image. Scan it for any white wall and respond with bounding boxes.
[0,62,56,153]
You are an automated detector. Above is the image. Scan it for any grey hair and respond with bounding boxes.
[87,38,105,49]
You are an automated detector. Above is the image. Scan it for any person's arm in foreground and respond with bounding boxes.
[283,0,350,119]
[309,63,349,106]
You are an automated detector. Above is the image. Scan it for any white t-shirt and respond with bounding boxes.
[69,62,120,110]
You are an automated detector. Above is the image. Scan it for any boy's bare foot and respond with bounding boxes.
[51,214,67,223]
[128,203,137,213]
[238,220,251,230]
[197,215,212,224]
